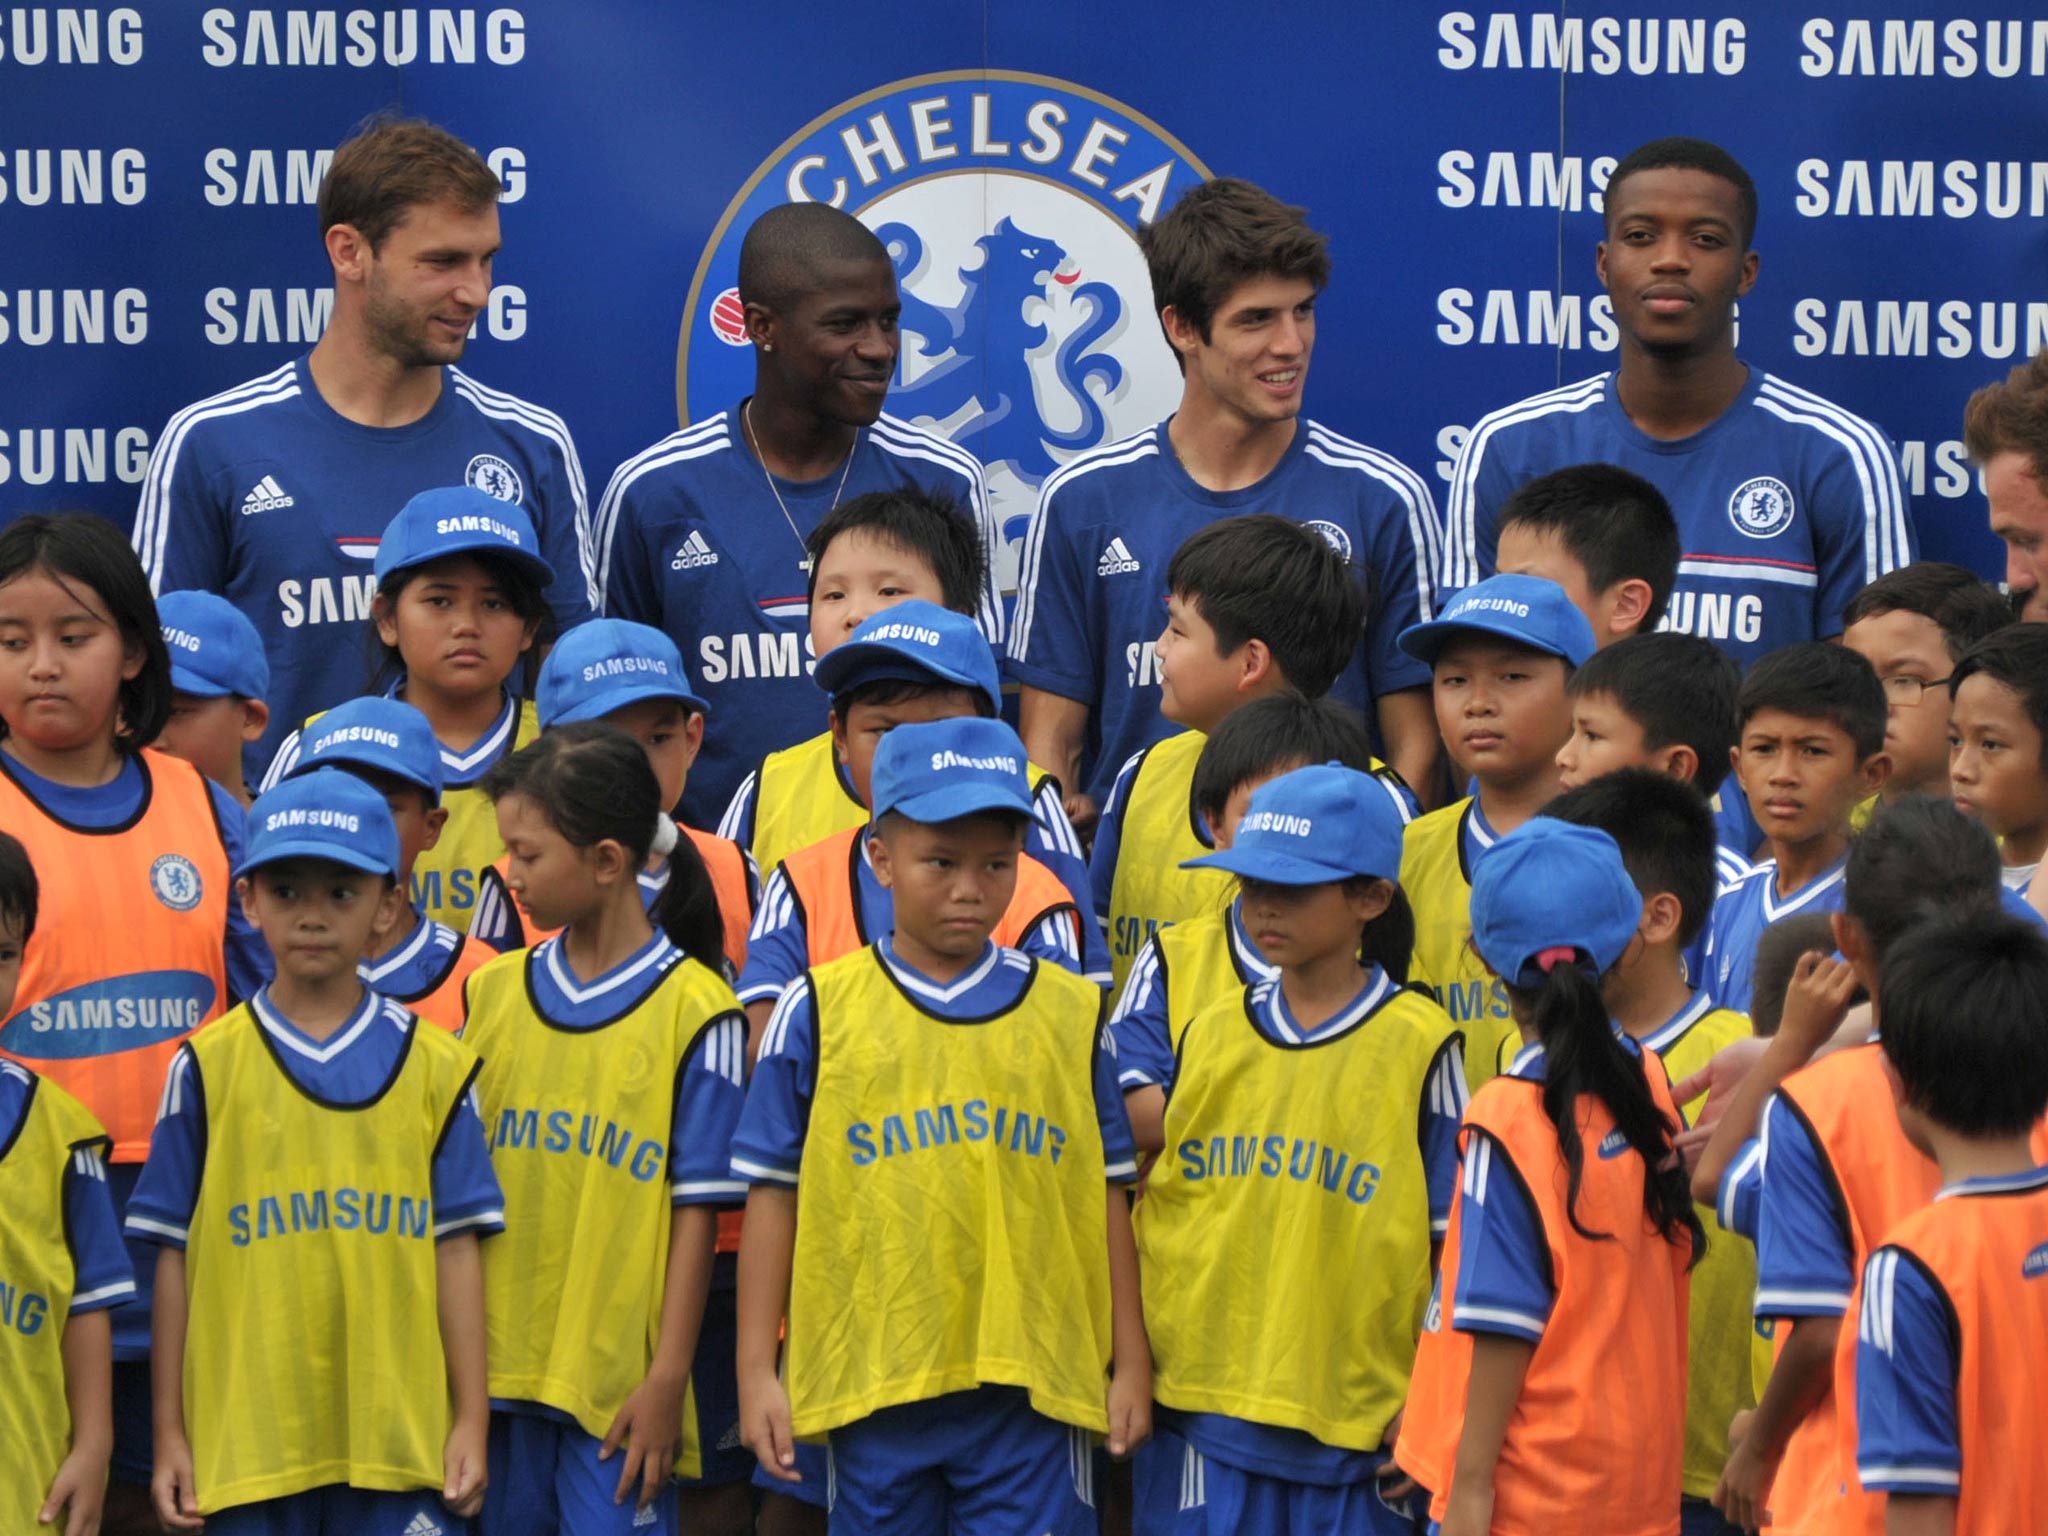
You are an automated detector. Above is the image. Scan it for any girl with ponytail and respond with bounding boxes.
[1396,818,1700,1536]
[462,721,750,1529]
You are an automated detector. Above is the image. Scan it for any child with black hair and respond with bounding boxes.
[1541,770,1756,1532]
[467,723,748,1534]
[0,829,136,1536]
[259,486,555,933]
[1947,623,2048,909]
[1132,765,1463,1533]
[1703,643,1890,1013]
[154,589,272,809]
[1854,911,2048,1534]
[1493,462,1679,647]
[1555,630,1752,889]
[1396,818,1700,1536]
[1841,561,2009,819]
[1092,513,1413,993]
[1690,798,2010,1536]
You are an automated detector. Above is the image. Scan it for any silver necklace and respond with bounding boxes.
[744,399,858,573]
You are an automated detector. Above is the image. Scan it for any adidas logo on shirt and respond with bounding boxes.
[670,530,720,570]
[401,1514,443,1536]
[1096,537,1141,576]
[240,475,294,515]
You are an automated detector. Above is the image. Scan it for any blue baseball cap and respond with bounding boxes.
[158,590,269,700]
[538,618,709,728]
[1470,818,1643,986]
[812,600,1001,717]
[238,769,401,881]
[1397,573,1596,669]
[290,697,443,803]
[1182,763,1405,885]
[373,486,555,587]
[869,718,1044,827]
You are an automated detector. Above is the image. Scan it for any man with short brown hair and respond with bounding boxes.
[134,114,594,783]
[1964,347,2048,622]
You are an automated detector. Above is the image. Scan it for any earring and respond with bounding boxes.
[761,342,774,353]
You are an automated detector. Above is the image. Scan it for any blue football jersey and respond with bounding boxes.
[1702,855,1848,1015]
[591,407,1001,829]
[1443,367,1913,670]
[1007,419,1439,809]
[133,358,596,776]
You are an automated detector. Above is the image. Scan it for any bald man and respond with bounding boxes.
[1966,347,2048,623]
[592,203,1002,827]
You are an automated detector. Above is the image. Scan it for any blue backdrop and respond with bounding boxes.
[4,2,2044,589]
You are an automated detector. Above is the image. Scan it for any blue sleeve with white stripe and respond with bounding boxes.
[134,426,229,596]
[729,982,817,1185]
[1854,1246,1960,1497]
[1359,472,1437,696]
[529,427,598,625]
[1028,780,1109,983]
[1718,1135,1765,1241]
[124,1045,204,1248]
[209,780,274,1000]
[469,869,516,952]
[63,1144,137,1314]
[1020,910,1085,977]
[1450,1128,1554,1342]
[593,461,663,623]
[735,868,806,1005]
[1755,1094,1854,1318]
[1107,938,1173,1094]
[431,1088,505,1241]
[669,1013,748,1207]
[716,770,760,850]
[1087,752,1144,931]
[1094,1024,1138,1185]
[1441,428,1519,595]
[1006,480,1097,703]
[1420,1040,1469,1236]
[1811,431,1911,642]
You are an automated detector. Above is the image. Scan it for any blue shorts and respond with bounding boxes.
[823,1385,1094,1536]
[675,1282,751,1488]
[202,1485,457,1536]
[484,1409,676,1536]
[751,1438,830,1508]
[110,1359,154,1485]
[1173,1444,1420,1536]
[1132,1424,1190,1536]
[1681,1495,1743,1536]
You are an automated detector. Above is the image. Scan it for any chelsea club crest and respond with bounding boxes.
[679,71,1211,600]
[150,854,204,913]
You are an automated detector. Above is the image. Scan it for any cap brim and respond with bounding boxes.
[1181,846,1371,884]
[168,664,236,698]
[236,839,395,881]
[875,785,1047,828]
[546,680,709,729]
[1397,613,1578,666]
[814,643,994,709]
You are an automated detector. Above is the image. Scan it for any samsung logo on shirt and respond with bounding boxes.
[1177,1132,1382,1205]
[434,514,522,546]
[163,626,202,653]
[313,727,400,753]
[863,621,940,647]
[582,656,669,683]
[263,808,360,834]
[1597,1128,1632,1159]
[1240,811,1312,838]
[2024,1241,2048,1281]
[930,750,1018,774]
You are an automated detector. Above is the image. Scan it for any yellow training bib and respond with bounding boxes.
[787,946,1112,1436]
[0,1071,110,1514]
[1401,799,1515,1094]
[1104,732,1231,995]
[183,1003,478,1512]
[1145,907,1266,1055]
[1137,978,1453,1449]
[466,948,744,1473]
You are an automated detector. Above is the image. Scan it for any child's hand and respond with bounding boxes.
[1778,951,1860,1055]
[1671,1035,1771,1167]
[40,1440,108,1536]
[738,1368,801,1484]
[600,1368,686,1509]
[1713,1420,1774,1535]
[441,1412,488,1518]
[1105,1363,1152,1459]
[152,1431,205,1532]
[1375,1409,1416,1502]
[1438,1478,1492,1536]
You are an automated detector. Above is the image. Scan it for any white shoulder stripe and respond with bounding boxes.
[449,374,595,606]
[1013,434,1162,658]
[1445,374,1611,589]
[135,365,303,586]
[592,425,735,606]
[1754,376,1908,580]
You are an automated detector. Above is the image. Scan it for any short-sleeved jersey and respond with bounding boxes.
[1109,898,1275,1095]
[1443,368,1913,671]
[1702,855,1848,1015]
[1400,796,1518,1093]
[1007,420,1439,809]
[359,912,495,1033]
[133,358,597,776]
[590,408,1001,827]
[1856,1169,2048,1531]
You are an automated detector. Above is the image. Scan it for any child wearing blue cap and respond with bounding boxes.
[284,696,493,1031]
[466,723,749,1536]
[737,602,1100,1047]
[471,618,760,985]
[1397,572,1596,1094]
[1396,818,1699,1536]
[732,716,1148,1535]
[155,589,272,808]
[260,485,556,934]
[1128,763,1464,1536]
[127,769,503,1535]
